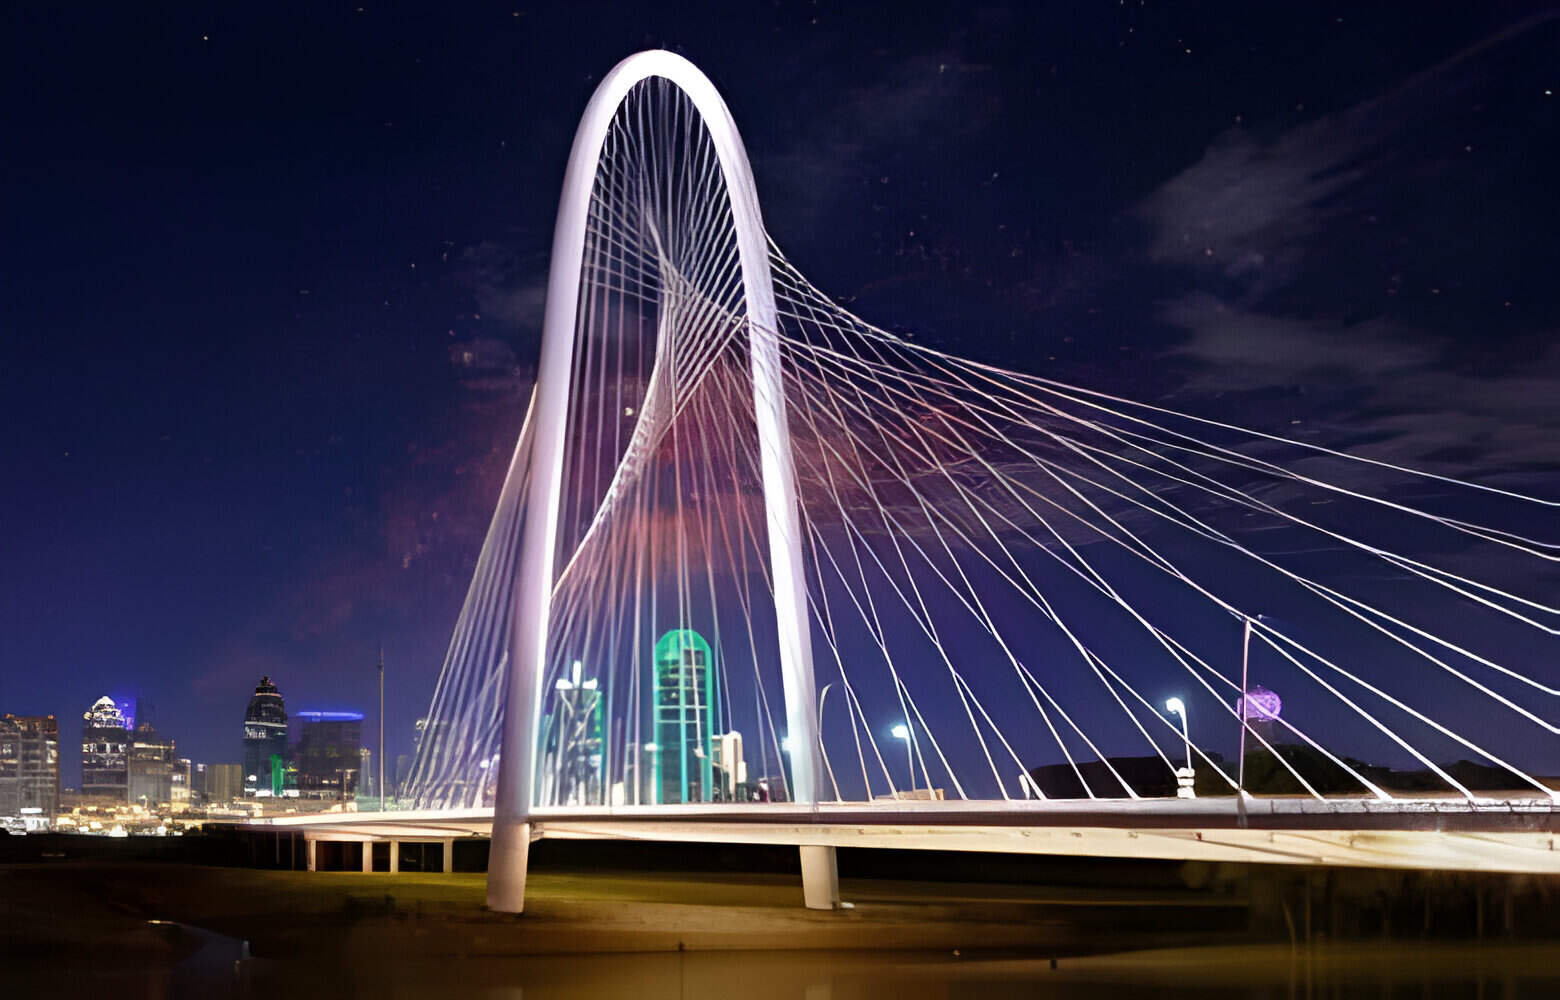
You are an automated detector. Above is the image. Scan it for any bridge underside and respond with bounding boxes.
[254,797,1560,875]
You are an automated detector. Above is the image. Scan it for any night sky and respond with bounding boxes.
[4,2,1556,787]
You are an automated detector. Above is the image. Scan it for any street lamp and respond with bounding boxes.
[1236,615,1257,798]
[553,660,601,807]
[817,683,842,801]
[643,742,660,806]
[1164,697,1195,799]
[890,723,914,798]
[377,645,385,812]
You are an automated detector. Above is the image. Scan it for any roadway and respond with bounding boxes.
[252,795,1560,874]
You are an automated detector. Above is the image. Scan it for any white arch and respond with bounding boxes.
[488,50,834,912]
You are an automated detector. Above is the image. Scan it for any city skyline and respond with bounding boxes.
[3,677,387,792]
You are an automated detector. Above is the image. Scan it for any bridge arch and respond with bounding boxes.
[488,50,831,912]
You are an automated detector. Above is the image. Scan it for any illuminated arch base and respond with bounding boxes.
[487,50,838,913]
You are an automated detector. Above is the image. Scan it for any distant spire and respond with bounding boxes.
[378,642,384,673]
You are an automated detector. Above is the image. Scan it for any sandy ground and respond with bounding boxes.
[2,860,1246,954]
[8,861,1559,997]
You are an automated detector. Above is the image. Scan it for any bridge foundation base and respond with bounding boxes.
[487,819,531,913]
[800,844,841,910]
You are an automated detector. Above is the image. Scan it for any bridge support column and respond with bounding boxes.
[442,838,454,874]
[361,842,372,873]
[389,840,400,874]
[488,820,531,912]
[800,845,840,910]
[306,838,317,873]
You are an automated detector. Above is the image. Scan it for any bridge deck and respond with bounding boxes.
[250,796,1560,874]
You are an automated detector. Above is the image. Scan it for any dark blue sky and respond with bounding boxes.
[3,2,1556,785]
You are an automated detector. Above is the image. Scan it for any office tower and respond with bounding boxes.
[242,676,289,796]
[652,629,721,805]
[0,720,15,816]
[712,730,747,801]
[81,696,130,801]
[394,752,412,799]
[293,711,363,800]
[171,757,192,805]
[127,721,176,807]
[0,715,60,821]
[192,762,243,805]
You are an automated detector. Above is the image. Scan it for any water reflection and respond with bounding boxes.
[16,927,1560,998]
[259,943,1560,999]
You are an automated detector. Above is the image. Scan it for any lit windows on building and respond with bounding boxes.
[242,676,289,796]
[0,714,59,823]
[127,722,177,807]
[193,762,243,805]
[652,629,722,805]
[81,696,130,801]
[294,711,364,800]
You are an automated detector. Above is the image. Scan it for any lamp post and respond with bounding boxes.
[642,742,661,805]
[1238,616,1253,798]
[775,736,797,804]
[553,660,600,807]
[377,645,386,810]
[890,723,914,798]
[817,683,841,801]
[1165,697,1194,798]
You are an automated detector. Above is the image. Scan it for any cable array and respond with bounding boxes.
[406,78,1558,811]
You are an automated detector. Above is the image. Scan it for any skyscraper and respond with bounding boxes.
[171,757,191,804]
[81,696,129,801]
[652,629,721,804]
[192,762,243,805]
[293,711,363,800]
[0,721,16,817]
[242,676,289,796]
[127,721,177,807]
[0,715,59,821]
[712,729,747,801]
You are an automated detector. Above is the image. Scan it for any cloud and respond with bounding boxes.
[1136,18,1560,486]
[1138,127,1355,305]
[757,51,993,240]
[1160,294,1559,487]
[1161,295,1437,388]
[457,240,549,330]
[448,336,531,397]
[1140,12,1560,305]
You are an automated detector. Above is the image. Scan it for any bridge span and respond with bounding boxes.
[395,50,1560,913]
[252,796,1560,880]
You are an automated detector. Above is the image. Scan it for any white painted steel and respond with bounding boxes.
[262,798,1560,876]
[799,844,842,909]
[490,50,829,913]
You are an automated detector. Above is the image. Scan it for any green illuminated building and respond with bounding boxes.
[652,629,722,804]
